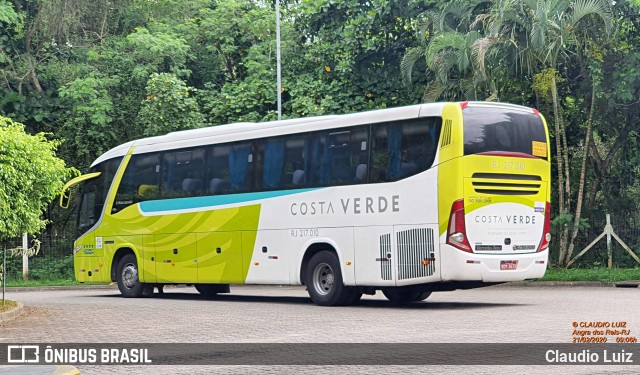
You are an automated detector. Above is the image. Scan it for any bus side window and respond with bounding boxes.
[284,135,308,188]
[113,152,161,213]
[262,139,285,189]
[370,118,441,182]
[228,143,252,193]
[308,132,329,186]
[162,148,205,198]
[308,126,368,186]
[207,142,252,195]
[257,134,307,191]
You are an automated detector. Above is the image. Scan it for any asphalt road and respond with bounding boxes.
[1,284,639,374]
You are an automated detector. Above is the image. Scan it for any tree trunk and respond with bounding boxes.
[566,81,597,265]
[551,74,569,266]
[586,132,627,206]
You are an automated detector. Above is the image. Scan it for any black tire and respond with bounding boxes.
[305,251,350,306]
[382,287,431,304]
[116,253,145,298]
[414,290,432,302]
[142,284,154,298]
[343,290,363,305]
[195,284,230,297]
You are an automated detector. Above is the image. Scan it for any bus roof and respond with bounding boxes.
[93,101,511,167]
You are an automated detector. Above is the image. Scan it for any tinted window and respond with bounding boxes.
[207,141,253,194]
[162,148,206,198]
[463,107,547,158]
[308,126,369,186]
[77,157,122,235]
[113,153,161,213]
[110,117,444,209]
[255,134,308,190]
[371,118,441,182]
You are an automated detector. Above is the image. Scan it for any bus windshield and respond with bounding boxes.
[77,157,122,236]
[463,107,547,158]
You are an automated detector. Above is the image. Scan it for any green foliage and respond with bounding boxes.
[126,27,191,79]
[532,68,564,102]
[139,73,205,136]
[1,0,640,271]
[0,0,22,36]
[58,75,116,168]
[3,254,74,282]
[0,116,73,239]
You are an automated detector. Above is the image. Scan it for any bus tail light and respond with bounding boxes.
[538,201,551,252]
[447,199,472,252]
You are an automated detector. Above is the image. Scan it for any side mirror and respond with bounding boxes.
[60,189,71,209]
[59,171,101,209]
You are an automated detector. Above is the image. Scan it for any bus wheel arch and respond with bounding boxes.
[300,243,359,306]
[300,242,342,285]
[111,248,136,282]
[112,248,148,298]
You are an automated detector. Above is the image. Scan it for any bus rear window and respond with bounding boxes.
[463,107,547,158]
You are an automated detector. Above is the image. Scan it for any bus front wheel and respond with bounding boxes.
[116,253,145,298]
[382,287,432,304]
[305,251,355,306]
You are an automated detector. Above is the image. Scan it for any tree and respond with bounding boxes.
[417,0,613,266]
[508,0,612,266]
[0,115,73,240]
[401,0,500,102]
[138,73,205,137]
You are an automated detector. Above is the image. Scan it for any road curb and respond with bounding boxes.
[0,301,24,322]
[6,284,117,292]
[499,281,615,287]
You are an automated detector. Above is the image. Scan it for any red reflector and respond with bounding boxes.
[447,199,472,252]
[538,201,551,252]
[460,101,469,110]
[533,108,540,116]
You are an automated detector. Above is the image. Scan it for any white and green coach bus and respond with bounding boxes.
[61,102,551,305]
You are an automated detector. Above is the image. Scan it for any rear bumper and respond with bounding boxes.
[440,244,548,282]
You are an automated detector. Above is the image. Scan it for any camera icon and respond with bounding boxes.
[7,345,40,363]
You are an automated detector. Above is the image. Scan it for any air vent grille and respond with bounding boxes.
[440,119,452,147]
[396,228,435,280]
[471,173,542,196]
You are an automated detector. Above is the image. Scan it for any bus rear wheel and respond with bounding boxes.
[382,287,432,304]
[195,284,230,297]
[116,253,145,298]
[305,251,354,306]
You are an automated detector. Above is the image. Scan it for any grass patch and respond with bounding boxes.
[539,268,640,282]
[0,300,17,313]
[6,279,111,287]
[6,279,80,287]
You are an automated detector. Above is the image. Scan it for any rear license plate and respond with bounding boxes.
[500,260,518,270]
